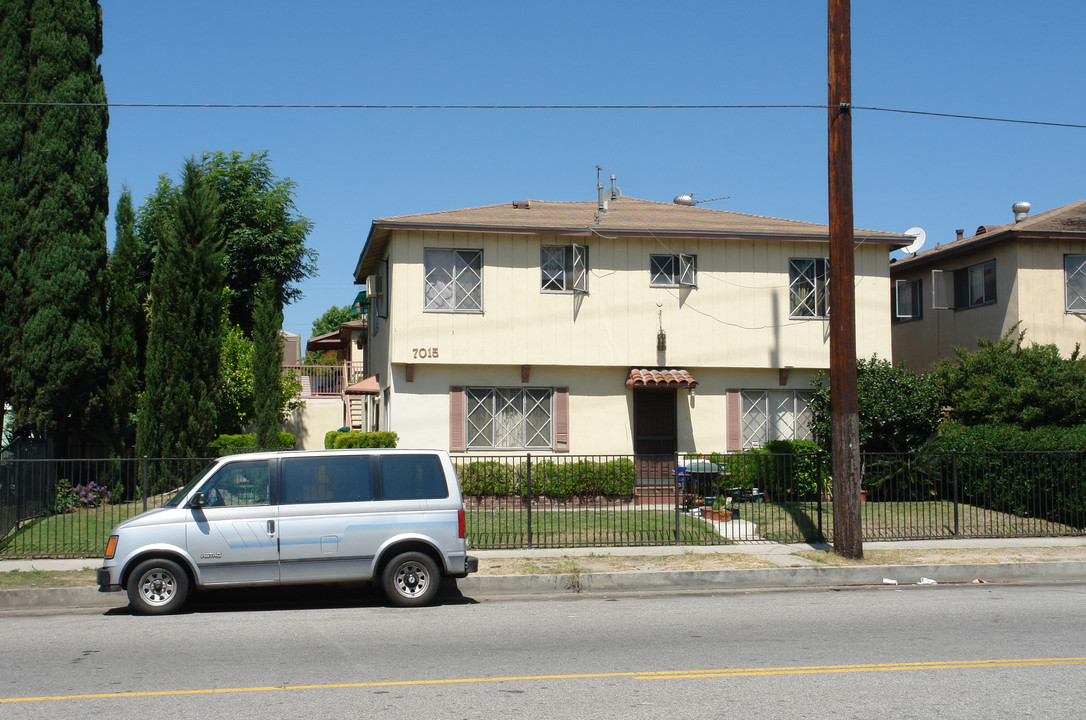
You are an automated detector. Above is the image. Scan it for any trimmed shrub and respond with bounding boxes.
[456,461,520,497]
[211,432,296,454]
[453,458,636,498]
[326,430,399,449]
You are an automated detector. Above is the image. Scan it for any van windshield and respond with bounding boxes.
[164,461,218,507]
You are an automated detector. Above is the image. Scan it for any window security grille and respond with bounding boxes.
[424,249,482,312]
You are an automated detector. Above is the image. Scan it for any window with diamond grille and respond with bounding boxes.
[740,390,815,448]
[424,248,482,312]
[789,258,829,318]
[541,245,588,293]
[1066,255,1086,313]
[466,388,553,449]
[650,254,697,287]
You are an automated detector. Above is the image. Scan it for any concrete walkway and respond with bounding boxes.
[3,537,1086,612]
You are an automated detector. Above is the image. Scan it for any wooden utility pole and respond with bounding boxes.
[827,0,863,559]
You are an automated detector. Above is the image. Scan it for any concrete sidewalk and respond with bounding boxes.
[3,537,1086,612]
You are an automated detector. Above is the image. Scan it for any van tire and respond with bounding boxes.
[127,559,189,615]
[381,552,440,607]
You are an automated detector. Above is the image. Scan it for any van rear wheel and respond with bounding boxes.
[127,559,189,615]
[382,552,440,607]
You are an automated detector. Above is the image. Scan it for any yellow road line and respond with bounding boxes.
[3,657,1085,704]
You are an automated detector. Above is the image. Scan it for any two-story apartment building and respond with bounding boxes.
[890,200,1086,370]
[353,191,910,456]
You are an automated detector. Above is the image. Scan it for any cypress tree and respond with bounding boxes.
[2,0,110,454]
[104,187,143,450]
[0,0,30,442]
[252,274,285,451]
[136,160,224,458]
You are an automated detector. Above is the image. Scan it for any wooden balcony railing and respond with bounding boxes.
[283,362,366,398]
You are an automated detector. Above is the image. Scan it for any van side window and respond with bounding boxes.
[379,454,449,500]
[202,461,269,507]
[282,457,374,504]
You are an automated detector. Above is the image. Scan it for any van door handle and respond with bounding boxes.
[267,520,275,536]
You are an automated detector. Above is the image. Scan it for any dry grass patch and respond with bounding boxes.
[794,546,1086,567]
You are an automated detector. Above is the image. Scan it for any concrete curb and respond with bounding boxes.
[5,561,1086,612]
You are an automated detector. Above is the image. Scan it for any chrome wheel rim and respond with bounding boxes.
[393,562,430,598]
[138,569,177,606]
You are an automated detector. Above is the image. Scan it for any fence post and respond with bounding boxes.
[674,452,681,545]
[525,453,532,550]
[817,450,825,543]
[952,451,959,537]
[141,456,149,513]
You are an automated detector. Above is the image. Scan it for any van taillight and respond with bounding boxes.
[104,535,118,560]
[458,509,466,539]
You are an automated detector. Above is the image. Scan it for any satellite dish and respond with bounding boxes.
[903,226,926,254]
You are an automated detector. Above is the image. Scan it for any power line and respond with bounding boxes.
[1,100,1084,129]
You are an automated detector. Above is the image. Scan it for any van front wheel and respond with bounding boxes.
[382,552,440,607]
[127,559,189,615]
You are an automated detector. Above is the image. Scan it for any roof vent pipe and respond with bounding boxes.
[956,229,964,241]
[1013,201,1031,222]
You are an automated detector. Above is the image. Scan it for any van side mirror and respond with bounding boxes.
[190,492,207,508]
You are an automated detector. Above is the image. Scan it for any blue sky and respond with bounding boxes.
[99,1,1086,343]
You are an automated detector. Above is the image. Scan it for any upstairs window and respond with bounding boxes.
[424,248,482,312]
[953,259,996,309]
[541,245,588,293]
[1066,255,1086,313]
[650,254,697,287]
[893,278,922,322]
[789,258,829,318]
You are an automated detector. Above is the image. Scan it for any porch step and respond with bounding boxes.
[634,486,678,505]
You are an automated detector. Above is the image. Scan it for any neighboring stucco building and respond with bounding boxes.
[890,200,1086,370]
[354,190,910,457]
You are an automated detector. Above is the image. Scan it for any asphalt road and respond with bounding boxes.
[3,582,1085,718]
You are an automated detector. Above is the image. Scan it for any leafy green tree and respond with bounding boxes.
[936,328,1086,429]
[311,305,353,337]
[253,275,285,450]
[217,322,254,434]
[136,160,225,458]
[810,356,943,454]
[103,187,144,449]
[134,151,317,336]
[2,0,110,453]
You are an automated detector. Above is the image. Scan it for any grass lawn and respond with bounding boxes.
[0,500,154,557]
[467,508,727,548]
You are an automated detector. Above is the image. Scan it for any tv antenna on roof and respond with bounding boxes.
[902,226,926,254]
[673,193,730,206]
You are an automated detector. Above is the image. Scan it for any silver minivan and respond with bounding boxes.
[97,449,477,614]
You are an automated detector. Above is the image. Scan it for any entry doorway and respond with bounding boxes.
[633,389,677,456]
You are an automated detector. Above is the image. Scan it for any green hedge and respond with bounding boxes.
[928,424,1086,525]
[211,432,296,454]
[708,443,827,500]
[323,430,399,449]
[455,458,637,498]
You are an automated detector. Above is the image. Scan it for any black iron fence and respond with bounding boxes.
[1,450,1084,558]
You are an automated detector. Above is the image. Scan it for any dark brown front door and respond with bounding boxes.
[633,389,677,456]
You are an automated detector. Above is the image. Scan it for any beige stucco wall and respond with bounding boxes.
[383,362,819,456]
[283,398,345,450]
[1014,237,1086,355]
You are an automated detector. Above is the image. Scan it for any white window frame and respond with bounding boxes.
[953,259,996,309]
[466,387,553,450]
[893,278,922,322]
[424,248,482,313]
[789,258,829,318]
[541,244,588,294]
[740,390,814,449]
[1065,254,1086,313]
[650,253,697,288]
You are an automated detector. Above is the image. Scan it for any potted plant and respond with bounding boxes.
[702,496,732,522]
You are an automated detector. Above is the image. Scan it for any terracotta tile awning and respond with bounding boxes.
[625,368,698,390]
[345,376,381,395]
